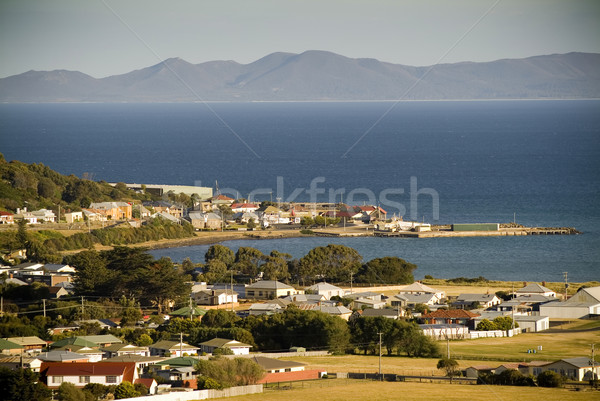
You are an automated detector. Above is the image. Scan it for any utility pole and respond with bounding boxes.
[180,332,183,357]
[81,296,85,320]
[231,270,235,313]
[447,337,450,359]
[563,272,569,300]
[350,272,354,294]
[592,344,597,380]
[378,332,382,381]
[43,299,46,318]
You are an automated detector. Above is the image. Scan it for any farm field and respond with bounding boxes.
[234,380,600,401]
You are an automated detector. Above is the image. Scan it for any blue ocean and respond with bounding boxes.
[1,101,599,282]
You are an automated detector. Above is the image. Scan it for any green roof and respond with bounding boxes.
[170,306,207,317]
[50,337,99,349]
[155,356,202,367]
[0,339,24,350]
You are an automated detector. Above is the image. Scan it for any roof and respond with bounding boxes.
[399,282,440,294]
[422,309,480,319]
[0,338,24,350]
[251,356,306,371]
[78,335,122,344]
[306,282,343,292]
[151,340,198,351]
[517,283,554,294]
[170,305,207,317]
[155,356,202,367]
[6,336,47,346]
[135,378,157,388]
[455,294,498,302]
[577,286,600,303]
[247,280,294,290]
[50,337,99,349]
[554,357,596,369]
[101,343,149,353]
[401,293,438,303]
[41,362,135,382]
[199,338,251,349]
[343,291,382,300]
[104,354,164,363]
[37,350,89,362]
[362,309,402,318]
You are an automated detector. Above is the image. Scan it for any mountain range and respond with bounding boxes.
[1,51,599,102]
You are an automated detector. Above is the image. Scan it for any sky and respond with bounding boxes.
[1,0,599,79]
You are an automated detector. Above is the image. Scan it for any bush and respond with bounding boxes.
[300,229,314,235]
[537,370,564,387]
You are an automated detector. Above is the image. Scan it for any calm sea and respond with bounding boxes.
[1,101,599,282]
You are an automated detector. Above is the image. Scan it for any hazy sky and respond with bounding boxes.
[1,0,599,78]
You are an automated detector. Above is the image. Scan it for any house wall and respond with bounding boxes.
[258,369,323,384]
[542,362,600,381]
[47,373,124,388]
[538,305,592,319]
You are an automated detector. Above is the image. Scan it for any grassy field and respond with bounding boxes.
[231,379,600,401]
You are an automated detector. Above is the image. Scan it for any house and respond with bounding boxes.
[43,264,76,274]
[88,202,132,220]
[104,354,165,373]
[231,203,259,213]
[252,356,306,373]
[14,208,38,224]
[294,304,353,320]
[344,291,383,302]
[6,336,47,353]
[362,308,405,319]
[397,282,446,304]
[101,344,150,358]
[284,293,328,305]
[248,302,285,316]
[419,324,469,340]
[453,293,501,309]
[64,211,83,224]
[540,357,600,381]
[31,209,56,223]
[0,356,42,372]
[516,283,556,298]
[82,209,107,222]
[0,211,14,224]
[495,294,555,314]
[155,366,197,387]
[420,309,480,329]
[394,293,440,308]
[539,286,600,319]
[351,298,387,310]
[37,350,90,363]
[210,194,235,205]
[245,280,300,299]
[192,289,238,306]
[48,286,69,299]
[188,211,222,230]
[150,340,199,357]
[198,338,252,355]
[78,335,122,348]
[41,362,137,388]
[513,315,550,332]
[50,336,99,350]
[306,282,345,300]
[135,378,158,395]
[0,339,24,355]
[465,365,495,378]
[252,356,324,384]
[143,201,183,219]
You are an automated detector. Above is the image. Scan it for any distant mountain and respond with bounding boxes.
[1,51,599,102]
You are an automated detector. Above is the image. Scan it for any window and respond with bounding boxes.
[79,376,90,384]
[52,376,63,384]
[106,375,118,384]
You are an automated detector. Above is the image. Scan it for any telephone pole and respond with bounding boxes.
[43,299,46,318]
[378,332,383,381]
[563,272,569,300]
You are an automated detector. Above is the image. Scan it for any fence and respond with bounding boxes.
[341,372,477,384]
[468,328,521,339]
[118,384,263,401]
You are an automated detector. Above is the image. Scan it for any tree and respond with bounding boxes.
[83,383,111,401]
[475,319,497,331]
[437,358,460,377]
[356,256,416,284]
[136,334,153,346]
[537,370,564,387]
[0,367,52,401]
[493,316,518,331]
[195,357,263,388]
[114,381,140,399]
[297,244,362,283]
[234,247,264,277]
[202,310,240,328]
[16,218,29,248]
[57,382,86,401]
[300,216,314,226]
[203,259,229,284]
[65,250,112,296]
[205,245,235,267]
[261,253,289,281]
[246,218,257,229]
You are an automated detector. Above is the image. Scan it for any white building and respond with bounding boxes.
[539,286,600,319]
[306,282,345,300]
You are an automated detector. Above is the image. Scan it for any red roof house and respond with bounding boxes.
[40,362,137,388]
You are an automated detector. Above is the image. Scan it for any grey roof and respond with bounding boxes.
[517,283,554,294]
[37,350,89,362]
[555,357,596,369]
[343,291,381,300]
[199,338,251,349]
[362,309,402,318]
[306,282,343,292]
[251,356,306,371]
[402,293,438,304]
[399,282,440,294]
[247,280,294,290]
[455,294,498,302]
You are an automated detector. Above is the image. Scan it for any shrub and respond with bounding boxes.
[537,370,564,387]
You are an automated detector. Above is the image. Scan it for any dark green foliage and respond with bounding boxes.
[190,326,256,348]
[243,309,350,353]
[195,357,264,388]
[205,244,235,267]
[447,276,488,284]
[476,319,497,331]
[537,370,564,387]
[492,316,518,331]
[83,383,112,401]
[114,381,140,399]
[356,256,416,284]
[0,367,52,401]
[234,247,264,277]
[478,370,535,386]
[201,310,240,328]
[57,382,86,401]
[495,290,513,301]
[297,244,362,283]
[197,376,223,390]
[437,358,460,377]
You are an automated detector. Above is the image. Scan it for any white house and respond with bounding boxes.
[198,338,251,355]
[541,357,600,381]
[246,280,300,299]
[193,289,238,306]
[397,282,446,304]
[453,293,501,309]
[149,340,199,357]
[64,212,83,224]
[41,362,137,388]
[306,282,345,300]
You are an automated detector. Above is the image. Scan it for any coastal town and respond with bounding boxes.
[0,179,598,400]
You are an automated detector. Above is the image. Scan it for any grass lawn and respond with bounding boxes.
[449,320,600,362]
[230,380,600,401]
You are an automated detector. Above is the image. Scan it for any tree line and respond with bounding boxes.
[201,243,417,285]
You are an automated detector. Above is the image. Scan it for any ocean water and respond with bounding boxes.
[1,101,599,282]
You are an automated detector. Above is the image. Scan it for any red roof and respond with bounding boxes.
[135,378,156,387]
[213,194,234,201]
[0,211,14,216]
[231,203,258,209]
[422,309,480,319]
[41,362,136,383]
